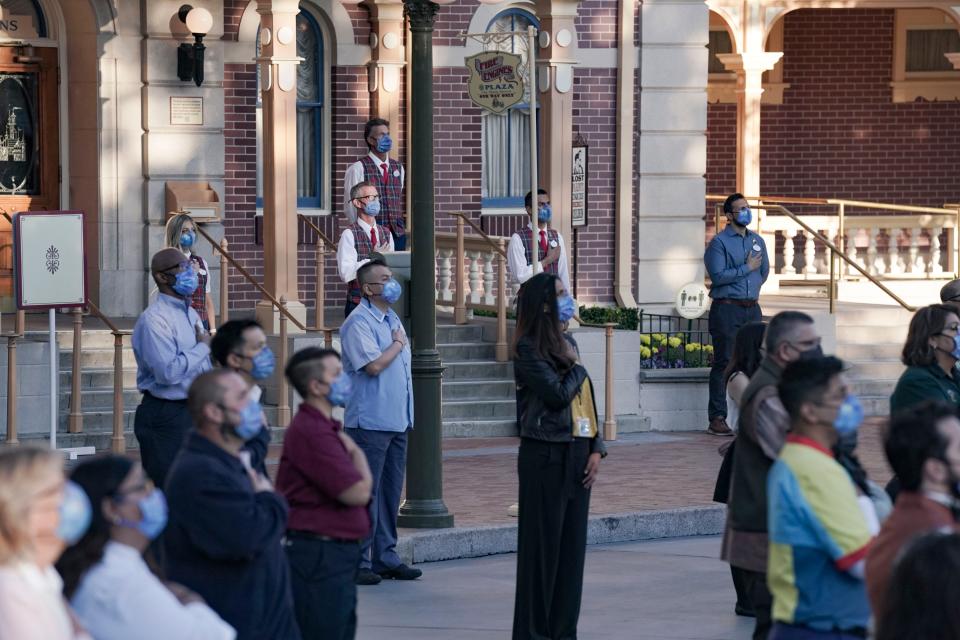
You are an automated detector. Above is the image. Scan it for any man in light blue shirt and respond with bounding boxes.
[704,193,769,436]
[340,259,420,585]
[132,248,212,487]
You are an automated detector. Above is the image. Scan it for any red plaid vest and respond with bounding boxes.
[360,155,404,238]
[188,254,208,317]
[347,222,391,304]
[516,227,560,276]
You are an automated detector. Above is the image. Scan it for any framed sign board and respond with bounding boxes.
[571,144,588,227]
[14,211,87,310]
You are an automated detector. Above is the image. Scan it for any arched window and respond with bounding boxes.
[482,9,538,209]
[0,0,47,38]
[257,9,325,210]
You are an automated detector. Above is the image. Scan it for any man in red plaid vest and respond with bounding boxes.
[507,189,571,295]
[343,118,407,250]
[337,181,394,317]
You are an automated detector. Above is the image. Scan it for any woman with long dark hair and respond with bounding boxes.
[890,304,960,415]
[56,456,234,640]
[511,272,606,640]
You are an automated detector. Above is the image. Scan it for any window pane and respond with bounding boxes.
[0,73,39,195]
[296,14,319,103]
[708,30,733,74]
[296,107,317,200]
[906,29,960,72]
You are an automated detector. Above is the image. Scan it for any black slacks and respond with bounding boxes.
[513,438,591,640]
[285,535,361,640]
[742,568,773,640]
[133,393,193,489]
[708,302,762,420]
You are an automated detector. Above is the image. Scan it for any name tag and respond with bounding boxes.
[393,170,401,178]
[752,243,761,253]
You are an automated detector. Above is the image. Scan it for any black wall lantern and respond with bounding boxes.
[177,4,213,87]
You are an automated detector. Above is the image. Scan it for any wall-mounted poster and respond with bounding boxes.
[14,210,86,309]
[572,144,588,227]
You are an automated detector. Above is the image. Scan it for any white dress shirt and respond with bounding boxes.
[343,152,405,222]
[507,223,571,294]
[337,217,395,284]
[71,541,235,640]
[0,561,87,640]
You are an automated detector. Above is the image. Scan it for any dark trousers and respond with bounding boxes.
[743,568,773,640]
[285,535,360,640]
[392,231,406,251]
[708,302,763,419]
[133,393,193,489]
[732,565,753,612]
[345,428,407,572]
[769,623,865,640]
[512,438,591,640]
[344,299,359,318]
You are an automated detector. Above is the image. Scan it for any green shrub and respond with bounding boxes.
[577,306,639,330]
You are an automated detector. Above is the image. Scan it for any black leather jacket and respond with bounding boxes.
[513,335,607,457]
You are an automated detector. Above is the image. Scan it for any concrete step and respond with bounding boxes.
[849,378,898,397]
[436,324,485,345]
[443,418,518,438]
[60,389,143,411]
[57,410,136,433]
[55,330,121,351]
[442,399,515,420]
[836,342,902,361]
[846,360,906,380]
[442,379,515,401]
[59,368,138,390]
[59,349,137,370]
[860,396,890,417]
[835,324,908,344]
[444,361,513,381]
[437,342,497,361]
[22,430,140,453]
[835,306,914,327]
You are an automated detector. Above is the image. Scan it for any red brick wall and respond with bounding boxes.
[575,0,618,48]
[707,9,960,211]
[434,0,477,47]
[433,67,483,232]
[224,0,248,39]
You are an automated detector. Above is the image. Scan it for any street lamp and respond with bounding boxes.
[176,5,213,87]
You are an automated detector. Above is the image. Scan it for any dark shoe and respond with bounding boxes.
[355,570,382,586]
[735,603,756,618]
[707,417,734,437]
[378,564,422,580]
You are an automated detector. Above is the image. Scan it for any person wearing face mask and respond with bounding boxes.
[57,456,235,640]
[725,310,821,640]
[339,259,419,585]
[767,356,873,640]
[343,118,406,249]
[511,272,606,640]
[277,348,373,640]
[864,401,960,620]
[165,212,216,333]
[704,193,770,437]
[132,248,213,488]
[210,319,276,475]
[163,370,300,640]
[891,304,960,416]
[507,188,572,296]
[338,181,394,317]
[0,447,92,640]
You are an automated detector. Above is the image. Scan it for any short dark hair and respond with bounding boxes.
[778,356,845,422]
[187,369,236,424]
[886,401,959,492]
[285,347,340,398]
[723,193,747,214]
[364,118,389,141]
[350,180,376,202]
[765,310,814,352]
[357,259,387,286]
[210,320,262,367]
[902,304,958,367]
[524,189,548,209]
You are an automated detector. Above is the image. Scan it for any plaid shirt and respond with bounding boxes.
[360,155,404,238]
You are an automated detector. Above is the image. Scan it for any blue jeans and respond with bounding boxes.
[708,301,762,420]
[344,427,408,571]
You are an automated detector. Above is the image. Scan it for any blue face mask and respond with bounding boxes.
[327,372,352,407]
[949,334,960,360]
[734,207,752,227]
[250,346,275,381]
[376,134,393,154]
[382,278,402,305]
[538,204,552,223]
[118,489,168,541]
[171,268,199,297]
[57,481,92,545]
[833,395,864,436]
[557,294,576,323]
[229,399,263,441]
[179,231,195,248]
[364,199,381,217]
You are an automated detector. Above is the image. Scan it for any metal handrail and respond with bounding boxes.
[193,226,308,332]
[760,203,916,312]
[447,212,508,259]
[707,194,959,215]
[297,214,336,249]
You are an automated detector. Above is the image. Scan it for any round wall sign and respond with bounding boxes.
[675,282,710,319]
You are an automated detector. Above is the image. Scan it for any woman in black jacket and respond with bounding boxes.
[511,272,606,640]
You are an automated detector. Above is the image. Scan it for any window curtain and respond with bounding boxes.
[906,29,960,72]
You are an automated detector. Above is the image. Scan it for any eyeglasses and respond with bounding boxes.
[356,194,380,202]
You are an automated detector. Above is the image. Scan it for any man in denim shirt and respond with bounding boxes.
[704,193,769,436]
[340,259,421,586]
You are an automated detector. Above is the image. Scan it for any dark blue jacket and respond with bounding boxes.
[164,432,300,640]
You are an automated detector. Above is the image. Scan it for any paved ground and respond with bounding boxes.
[356,535,754,640]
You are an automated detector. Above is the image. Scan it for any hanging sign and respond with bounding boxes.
[571,144,588,227]
[465,51,525,114]
[14,210,87,310]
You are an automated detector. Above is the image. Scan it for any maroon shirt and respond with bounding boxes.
[275,403,371,540]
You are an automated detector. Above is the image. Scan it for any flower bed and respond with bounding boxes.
[640,333,714,369]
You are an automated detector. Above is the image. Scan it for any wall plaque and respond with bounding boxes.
[170,96,203,126]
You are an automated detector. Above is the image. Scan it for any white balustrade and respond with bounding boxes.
[908,230,920,274]
[437,248,453,302]
[803,231,817,275]
[482,254,495,306]
[931,227,942,274]
[467,251,481,304]
[782,229,796,275]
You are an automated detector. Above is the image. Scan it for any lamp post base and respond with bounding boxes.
[398,499,455,529]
